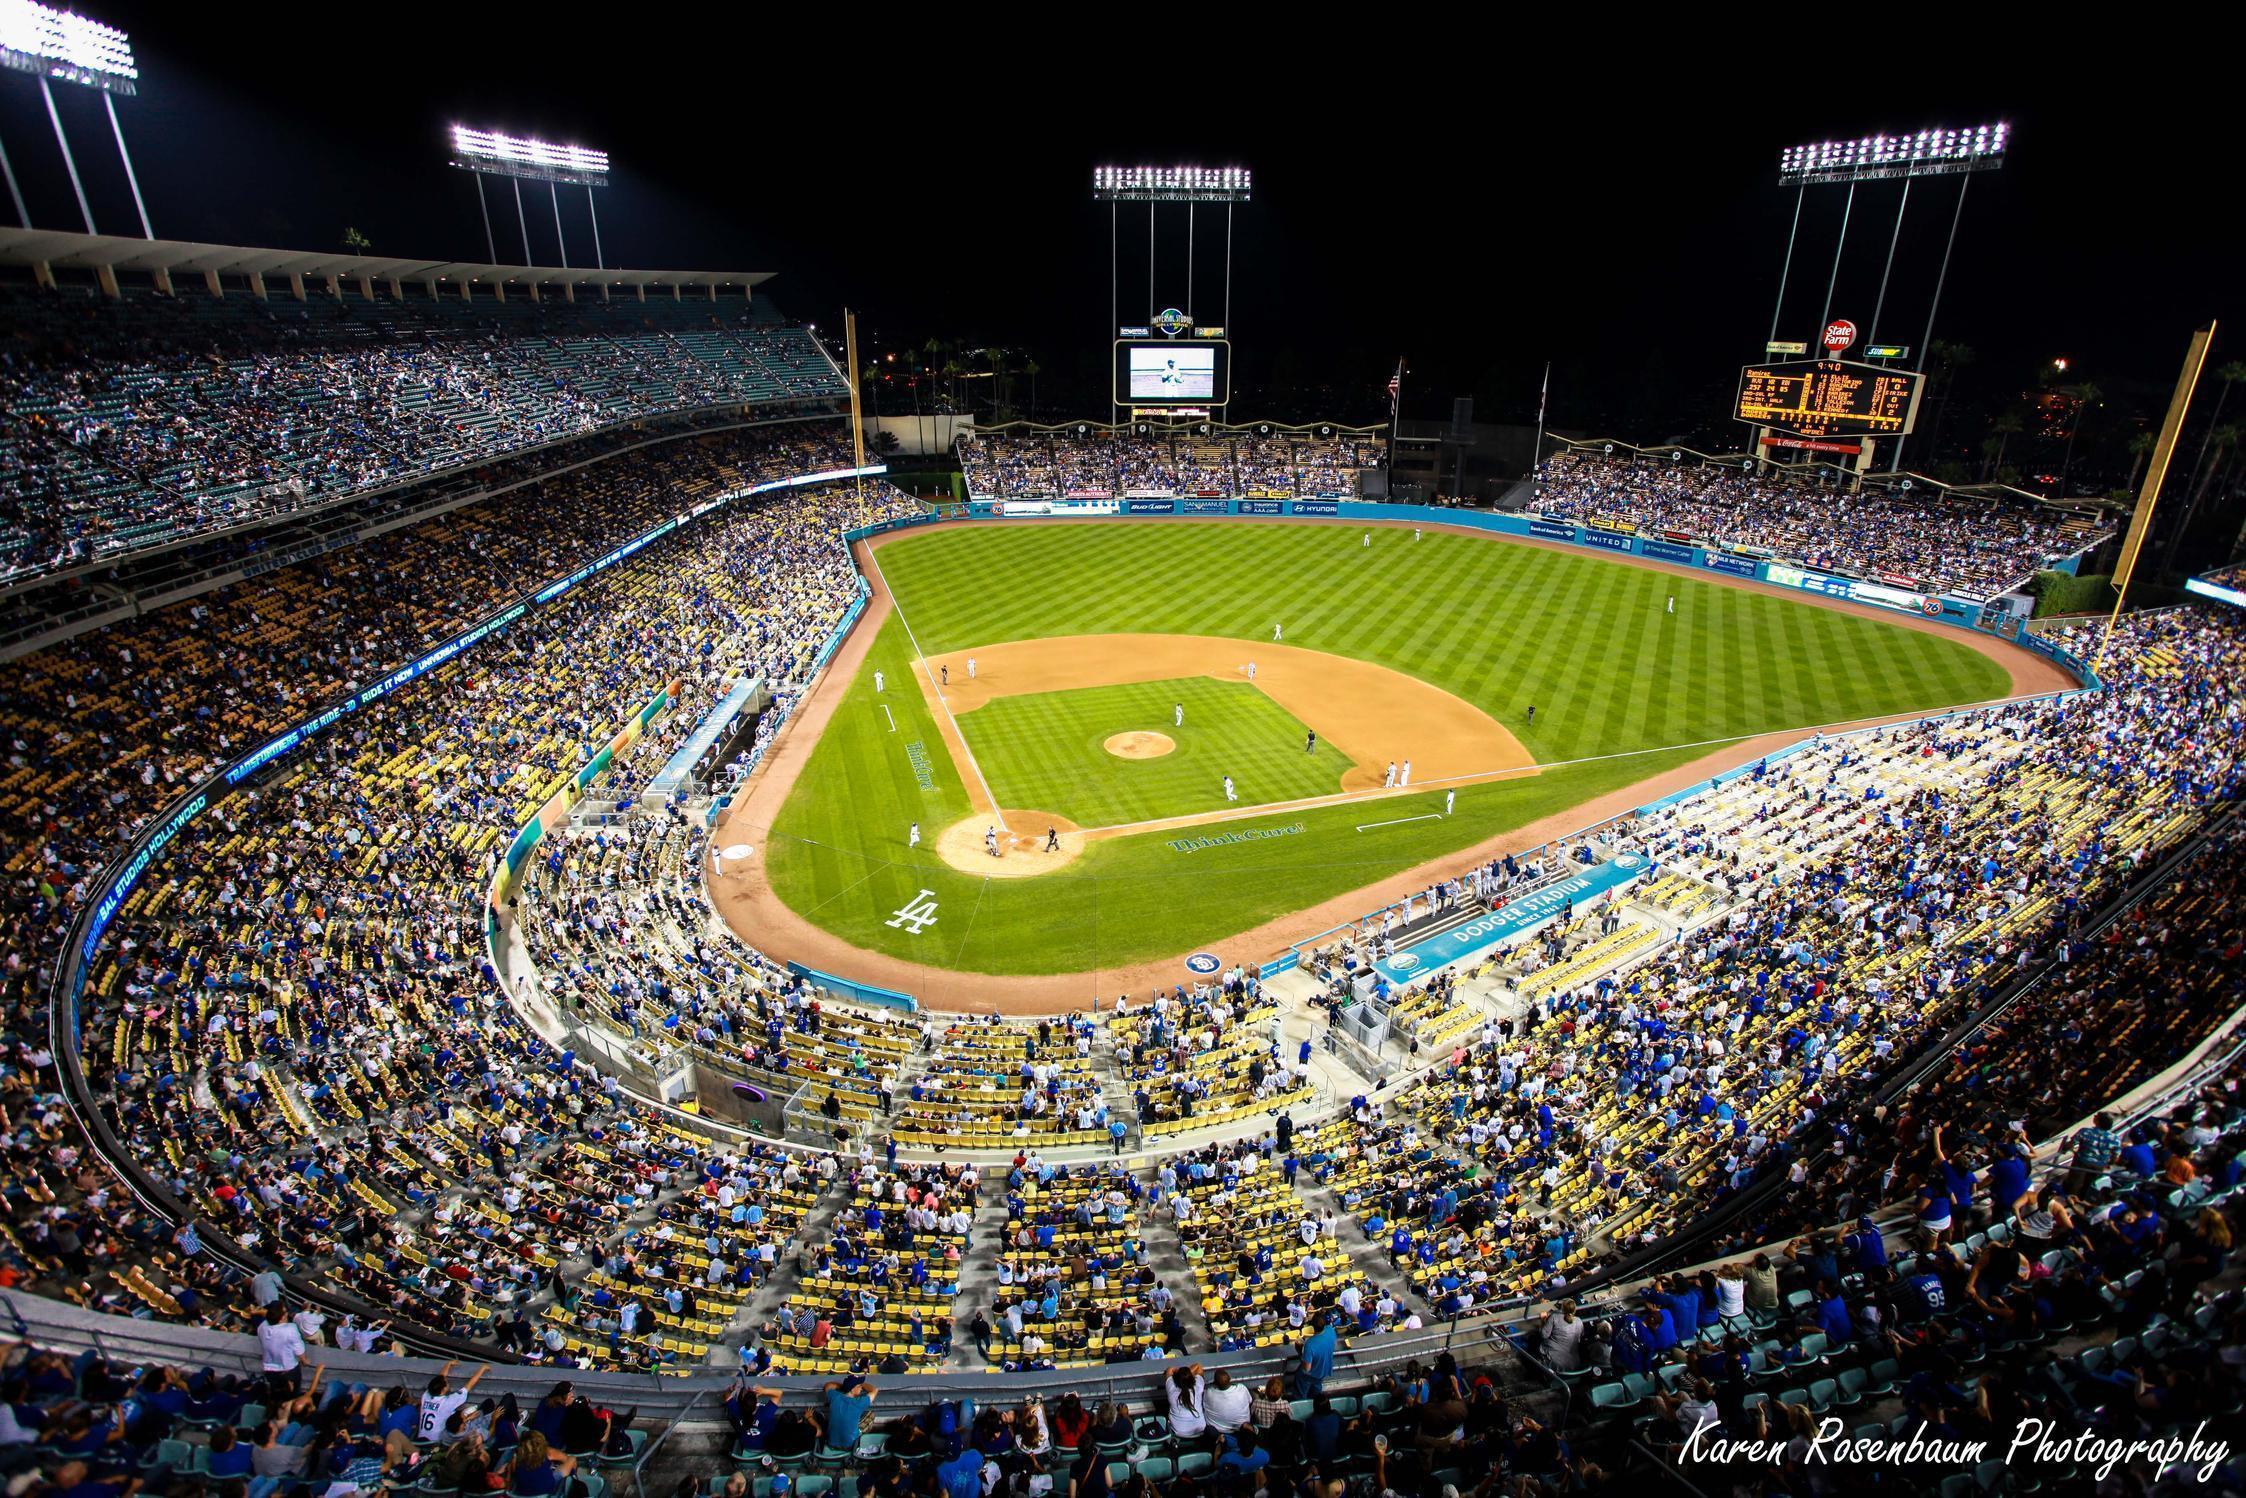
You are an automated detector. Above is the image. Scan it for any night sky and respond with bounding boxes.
[2,25,2234,475]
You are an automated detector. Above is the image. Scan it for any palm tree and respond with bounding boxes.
[2167,420,2244,571]
[2120,431,2157,497]
[2181,362,2246,498]
[861,363,883,423]
[920,337,941,453]
[1024,359,1040,422]
[1926,340,1976,457]
[2055,382,2102,498]
[1982,412,2024,483]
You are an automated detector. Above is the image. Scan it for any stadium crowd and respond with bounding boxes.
[0,285,846,579]
[1533,450,2106,599]
[957,432,1380,500]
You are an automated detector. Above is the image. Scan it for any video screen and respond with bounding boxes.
[1116,341,1227,405]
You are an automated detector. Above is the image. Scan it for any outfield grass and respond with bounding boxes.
[763,522,2018,977]
[959,677,1350,827]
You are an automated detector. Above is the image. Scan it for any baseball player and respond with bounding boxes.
[1273,622,1284,642]
[1444,790,1455,815]
[875,669,885,693]
[1044,827,1060,853]
[984,826,1000,858]
[1223,776,1237,802]
[1401,760,1412,787]
[1414,527,1422,541]
[1667,596,1675,614]
[1174,703,1184,728]
[1383,761,1397,789]
[967,657,978,680]
[1362,531,1371,548]
[1526,704,1536,726]
[1246,662,1257,682]
[941,664,949,687]
[909,821,920,849]
[1304,729,1317,754]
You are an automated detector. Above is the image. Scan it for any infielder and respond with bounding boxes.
[1223,775,1237,802]
[941,664,949,686]
[1444,790,1455,815]
[908,821,920,848]
[967,657,978,680]
[1273,622,1283,642]
[1401,759,1413,787]
[1246,661,1257,682]
[1383,761,1397,789]
[1174,703,1184,728]
[984,826,1000,858]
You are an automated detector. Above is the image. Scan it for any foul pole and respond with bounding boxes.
[2097,322,2216,671]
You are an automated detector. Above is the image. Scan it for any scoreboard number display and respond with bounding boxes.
[1734,358,1924,438]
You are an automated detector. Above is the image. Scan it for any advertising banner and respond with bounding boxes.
[1528,518,1578,542]
[1126,499,1178,514]
[1641,539,1695,564]
[1290,500,1339,516]
[1373,854,1653,985]
[1239,499,1287,515]
[1180,499,1233,515]
[1579,527,1635,552]
[1703,553,1760,578]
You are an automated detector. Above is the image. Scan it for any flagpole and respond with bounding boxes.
[1531,361,1550,504]
[1388,357,1404,500]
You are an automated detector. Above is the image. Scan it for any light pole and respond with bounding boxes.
[450,124,610,268]
[1,0,152,235]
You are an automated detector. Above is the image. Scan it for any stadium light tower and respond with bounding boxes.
[1092,165,1252,421]
[0,0,151,236]
[449,124,611,268]
[1764,123,2008,472]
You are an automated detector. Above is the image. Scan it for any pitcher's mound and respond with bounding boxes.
[935,813,1085,878]
[1104,731,1175,760]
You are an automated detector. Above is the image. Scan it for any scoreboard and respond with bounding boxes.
[1734,358,1924,438]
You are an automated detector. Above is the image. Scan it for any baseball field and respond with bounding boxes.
[734,520,2024,987]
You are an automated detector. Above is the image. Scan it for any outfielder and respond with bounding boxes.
[875,669,886,693]
[1223,775,1237,802]
[1667,596,1675,614]
[909,821,920,848]
[1362,531,1371,548]
[1444,790,1455,815]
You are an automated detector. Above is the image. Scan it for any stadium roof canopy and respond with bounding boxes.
[0,228,774,293]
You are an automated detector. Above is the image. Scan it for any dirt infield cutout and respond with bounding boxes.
[934,812,1085,877]
[923,634,1534,815]
[1103,730,1175,760]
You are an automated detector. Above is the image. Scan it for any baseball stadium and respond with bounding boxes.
[1,27,2243,1498]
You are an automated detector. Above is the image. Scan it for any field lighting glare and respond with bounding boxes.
[1092,164,1252,202]
[1778,123,2007,184]
[449,124,609,186]
[0,0,137,91]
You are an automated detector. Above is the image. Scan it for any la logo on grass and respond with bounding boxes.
[885,889,940,933]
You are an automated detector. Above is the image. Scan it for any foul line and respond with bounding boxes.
[865,544,1008,833]
[1357,813,1441,832]
[881,703,897,733]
